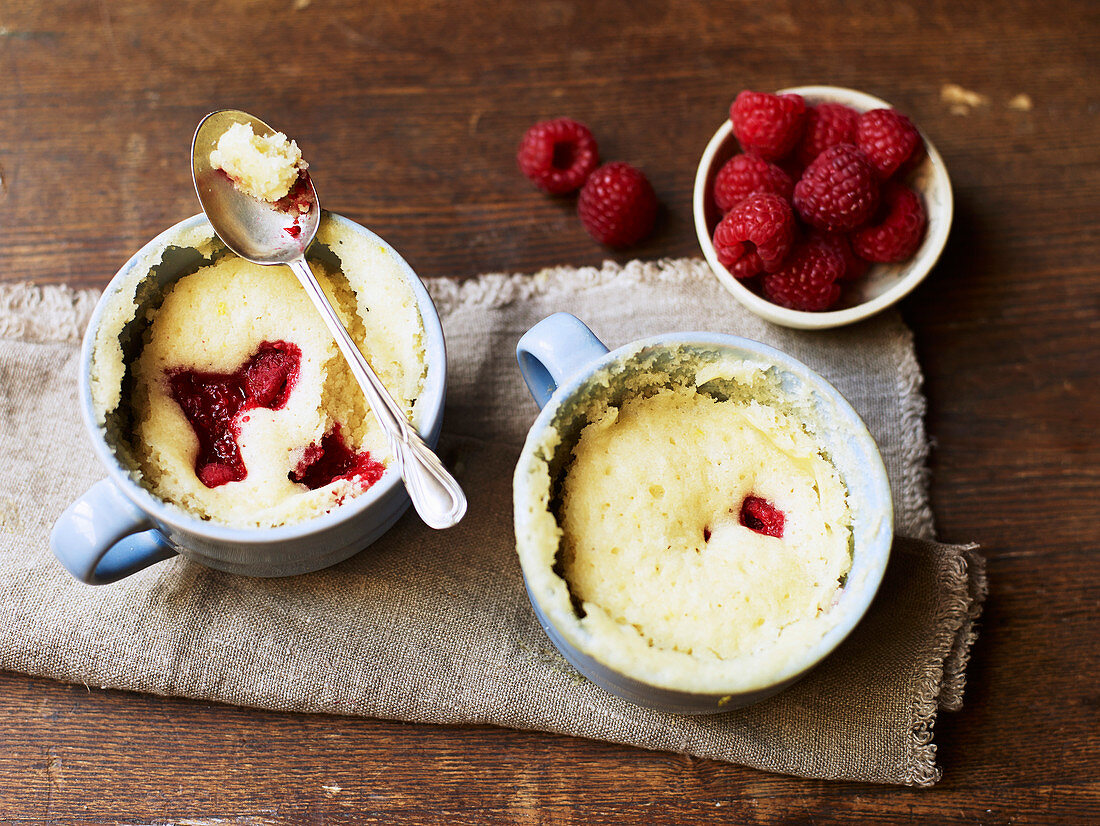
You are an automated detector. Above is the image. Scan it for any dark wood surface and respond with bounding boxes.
[2,1,1098,822]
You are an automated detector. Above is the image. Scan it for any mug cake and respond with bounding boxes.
[514,328,892,710]
[89,214,427,529]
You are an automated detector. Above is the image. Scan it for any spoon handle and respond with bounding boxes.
[288,257,467,529]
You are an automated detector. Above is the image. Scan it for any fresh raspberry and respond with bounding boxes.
[740,496,785,538]
[792,144,880,232]
[712,154,793,213]
[577,162,658,247]
[850,182,927,262]
[712,192,794,278]
[517,118,599,194]
[811,231,870,282]
[795,102,860,167]
[761,237,844,311]
[856,109,923,179]
[895,139,927,178]
[724,250,765,280]
[729,91,806,161]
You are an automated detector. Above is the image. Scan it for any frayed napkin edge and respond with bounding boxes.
[0,283,97,344]
[425,256,716,316]
[906,541,987,786]
[893,325,937,541]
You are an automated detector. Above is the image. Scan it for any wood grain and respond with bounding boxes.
[2,0,1098,822]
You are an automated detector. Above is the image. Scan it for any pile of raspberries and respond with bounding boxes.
[517,118,658,248]
[712,90,928,312]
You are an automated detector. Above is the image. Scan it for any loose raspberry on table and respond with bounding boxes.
[795,102,860,167]
[792,143,880,232]
[517,118,599,194]
[856,108,923,179]
[761,237,845,311]
[850,182,927,262]
[712,192,794,278]
[729,91,806,161]
[577,162,658,247]
[811,230,870,282]
[712,154,794,213]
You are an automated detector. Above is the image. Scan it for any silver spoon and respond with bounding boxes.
[191,109,466,530]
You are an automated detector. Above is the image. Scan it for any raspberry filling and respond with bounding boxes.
[700,497,785,542]
[167,341,301,488]
[167,341,385,494]
[290,423,385,491]
[739,495,785,538]
[274,172,311,242]
[272,170,313,215]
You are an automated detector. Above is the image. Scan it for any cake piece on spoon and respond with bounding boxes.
[209,122,308,203]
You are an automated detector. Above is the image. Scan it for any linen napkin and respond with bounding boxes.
[0,259,985,786]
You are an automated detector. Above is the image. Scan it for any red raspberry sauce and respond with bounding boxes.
[167,341,301,488]
[272,171,313,214]
[740,496,785,538]
[290,423,385,491]
[168,340,385,493]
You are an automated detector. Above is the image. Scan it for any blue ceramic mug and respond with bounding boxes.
[51,213,447,584]
[513,312,893,714]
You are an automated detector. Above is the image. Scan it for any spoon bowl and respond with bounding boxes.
[192,109,320,264]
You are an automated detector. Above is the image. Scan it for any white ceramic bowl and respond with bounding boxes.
[694,85,953,330]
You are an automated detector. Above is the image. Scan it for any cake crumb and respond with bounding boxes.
[1007,93,1033,111]
[941,83,990,115]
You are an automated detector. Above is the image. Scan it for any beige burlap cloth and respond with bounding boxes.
[0,258,985,786]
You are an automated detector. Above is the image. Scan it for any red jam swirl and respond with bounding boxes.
[290,423,385,491]
[167,340,384,493]
[167,341,301,488]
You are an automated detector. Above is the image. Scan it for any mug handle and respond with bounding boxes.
[516,313,610,409]
[50,478,177,585]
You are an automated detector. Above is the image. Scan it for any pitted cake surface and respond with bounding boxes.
[559,383,852,665]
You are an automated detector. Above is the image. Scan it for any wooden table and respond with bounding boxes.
[2,1,1097,822]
